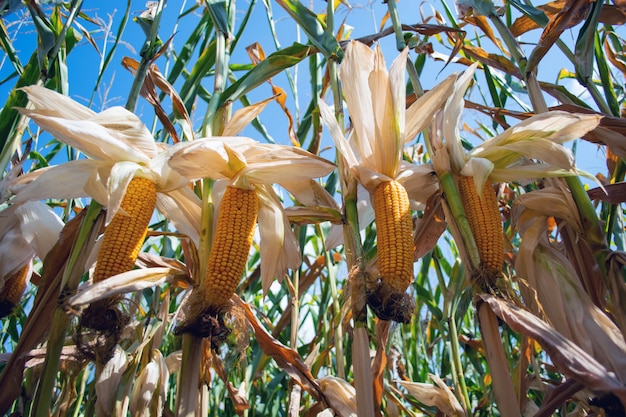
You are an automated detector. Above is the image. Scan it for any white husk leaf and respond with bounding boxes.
[96,346,128,417]
[317,376,357,417]
[69,267,187,307]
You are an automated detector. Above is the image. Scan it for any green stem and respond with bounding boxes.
[386,0,406,50]
[177,180,213,417]
[71,367,89,417]
[32,309,70,417]
[204,30,228,135]
[584,80,613,116]
[32,202,102,415]
[126,0,166,112]
[435,252,470,413]
[565,176,606,250]
[439,171,481,271]
[606,160,626,247]
[449,313,470,412]
[47,0,83,70]
[319,224,345,379]
[290,269,300,348]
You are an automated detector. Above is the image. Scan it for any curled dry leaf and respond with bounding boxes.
[588,182,626,204]
[510,0,626,37]
[0,208,100,416]
[96,346,129,417]
[513,187,626,382]
[232,295,325,401]
[212,352,250,416]
[526,0,594,73]
[68,267,190,307]
[413,191,447,261]
[130,350,168,417]
[396,374,466,416]
[122,57,193,142]
[317,376,357,417]
[372,320,390,411]
[479,294,626,406]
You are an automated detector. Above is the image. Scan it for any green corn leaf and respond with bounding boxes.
[206,0,230,35]
[0,20,23,75]
[575,0,602,85]
[0,53,41,166]
[274,0,343,61]
[508,0,549,27]
[221,43,315,105]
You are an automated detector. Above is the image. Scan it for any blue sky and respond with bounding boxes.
[0,0,620,181]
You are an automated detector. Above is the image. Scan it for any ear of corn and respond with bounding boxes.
[0,264,30,317]
[457,175,503,275]
[373,180,414,292]
[203,186,259,309]
[93,177,157,283]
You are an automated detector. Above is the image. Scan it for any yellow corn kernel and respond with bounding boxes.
[0,264,29,317]
[203,186,258,309]
[93,177,157,283]
[373,180,414,292]
[457,175,504,274]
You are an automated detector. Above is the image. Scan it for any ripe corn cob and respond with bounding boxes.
[373,180,414,292]
[0,264,29,317]
[93,177,157,282]
[203,186,258,310]
[457,175,503,275]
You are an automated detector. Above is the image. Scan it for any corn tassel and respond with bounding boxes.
[203,186,258,310]
[457,175,503,275]
[93,177,157,283]
[373,180,414,292]
[0,264,29,317]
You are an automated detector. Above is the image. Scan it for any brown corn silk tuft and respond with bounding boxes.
[457,175,504,286]
[0,265,29,318]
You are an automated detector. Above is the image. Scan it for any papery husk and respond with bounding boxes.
[317,376,357,417]
[129,350,168,417]
[479,294,626,406]
[396,374,466,417]
[96,346,129,417]
[352,326,375,417]
[514,188,626,382]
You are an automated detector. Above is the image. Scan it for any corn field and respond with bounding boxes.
[1,0,626,415]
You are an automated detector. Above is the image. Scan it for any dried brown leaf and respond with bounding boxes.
[414,192,447,260]
[599,3,626,24]
[122,57,193,143]
[317,377,357,417]
[272,84,300,146]
[527,0,594,73]
[461,15,505,52]
[246,42,266,64]
[588,182,626,203]
[233,295,326,402]
[462,45,522,79]
[0,208,99,415]
[372,320,390,414]
[512,0,626,35]
[479,294,626,406]
[396,374,466,416]
[213,353,250,415]
[604,37,626,77]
